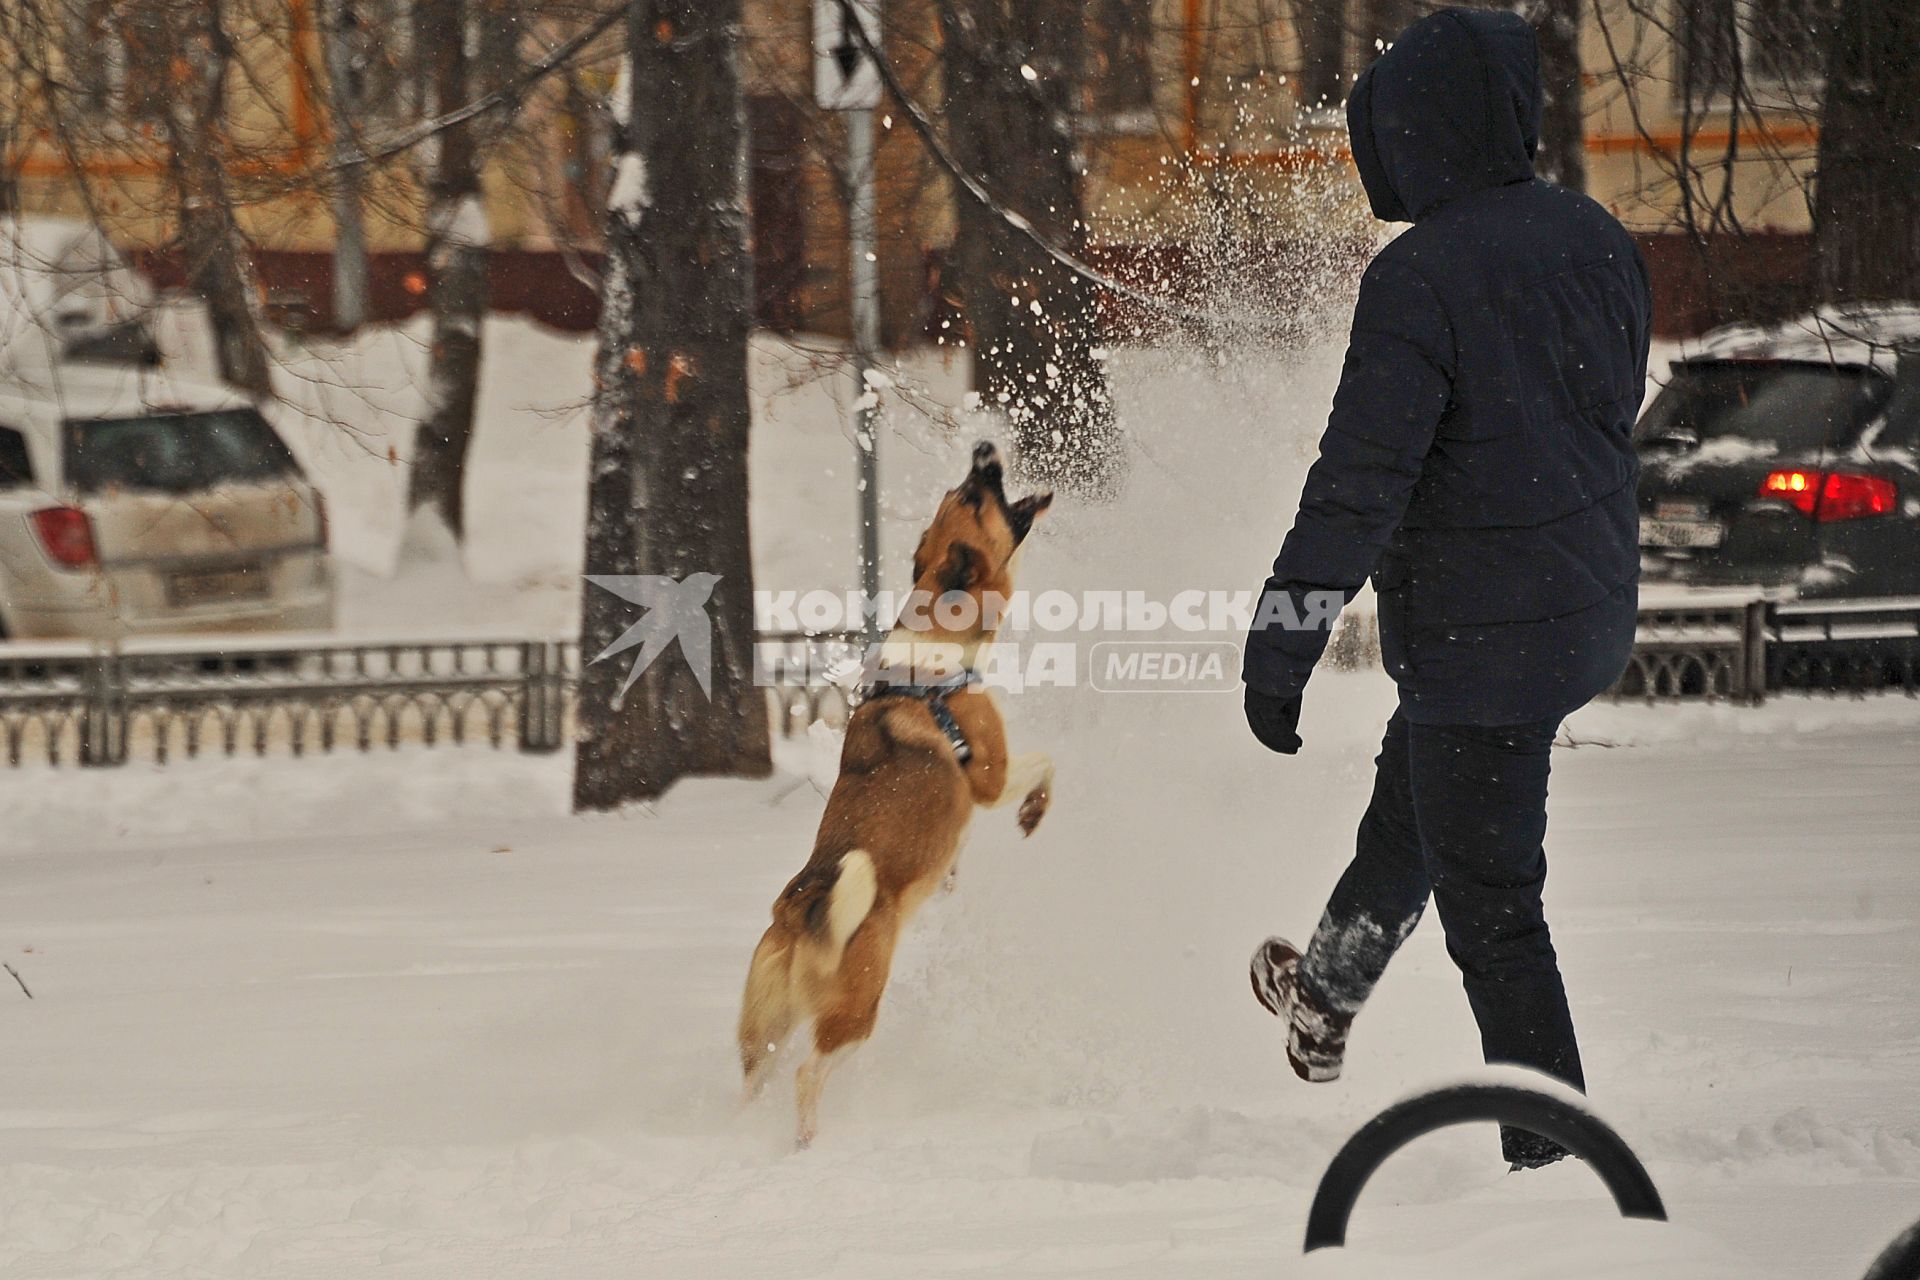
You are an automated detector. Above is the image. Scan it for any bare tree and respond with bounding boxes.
[1291,0,1349,113]
[1813,0,1920,304]
[573,0,770,810]
[1590,0,1827,324]
[406,0,523,543]
[148,0,275,397]
[1528,0,1586,191]
[937,0,1121,497]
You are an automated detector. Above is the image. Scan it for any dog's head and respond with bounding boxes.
[906,442,1052,637]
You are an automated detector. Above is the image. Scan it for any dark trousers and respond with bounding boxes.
[1298,710,1582,1164]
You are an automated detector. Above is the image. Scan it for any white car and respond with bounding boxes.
[0,363,334,641]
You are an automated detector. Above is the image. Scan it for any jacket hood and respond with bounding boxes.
[1346,8,1541,222]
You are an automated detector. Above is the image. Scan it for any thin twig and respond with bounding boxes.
[4,963,32,999]
[828,0,1234,328]
[324,5,627,174]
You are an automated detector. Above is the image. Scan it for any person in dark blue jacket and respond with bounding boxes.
[1241,8,1651,1168]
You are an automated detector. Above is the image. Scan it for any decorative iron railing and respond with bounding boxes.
[0,631,866,768]
[1768,596,1920,693]
[1611,593,1920,703]
[3,598,1916,767]
[1609,594,1767,702]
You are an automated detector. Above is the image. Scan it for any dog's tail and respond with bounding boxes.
[772,850,879,965]
[816,850,877,958]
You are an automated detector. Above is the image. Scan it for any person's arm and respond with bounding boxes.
[1243,256,1456,701]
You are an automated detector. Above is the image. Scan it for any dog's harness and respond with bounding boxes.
[860,670,979,764]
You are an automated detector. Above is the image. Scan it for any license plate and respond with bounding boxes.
[1640,518,1726,549]
[166,563,269,609]
[1655,498,1710,521]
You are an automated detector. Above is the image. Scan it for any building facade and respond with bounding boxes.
[0,0,1826,339]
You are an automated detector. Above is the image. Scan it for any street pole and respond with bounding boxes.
[847,107,882,634]
[818,0,885,637]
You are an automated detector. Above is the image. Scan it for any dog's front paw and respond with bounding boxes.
[1017,785,1050,837]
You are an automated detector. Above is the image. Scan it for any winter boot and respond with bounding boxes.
[1506,1138,1574,1171]
[1250,937,1351,1083]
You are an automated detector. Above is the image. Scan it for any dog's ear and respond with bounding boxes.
[936,541,980,593]
[1007,491,1053,543]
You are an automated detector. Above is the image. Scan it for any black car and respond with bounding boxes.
[1636,312,1920,599]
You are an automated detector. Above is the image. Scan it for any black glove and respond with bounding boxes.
[1243,687,1303,755]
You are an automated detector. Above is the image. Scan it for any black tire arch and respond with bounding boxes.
[1865,1219,1920,1280]
[1304,1083,1667,1252]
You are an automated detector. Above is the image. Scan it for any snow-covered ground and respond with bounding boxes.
[4,315,1919,1277]
[6,691,1920,1278]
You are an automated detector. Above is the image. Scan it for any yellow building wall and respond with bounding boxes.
[2,0,1821,337]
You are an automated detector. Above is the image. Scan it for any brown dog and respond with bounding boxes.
[738,442,1055,1147]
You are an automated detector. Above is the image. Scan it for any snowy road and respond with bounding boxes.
[3,690,1918,1278]
[5,326,1917,1276]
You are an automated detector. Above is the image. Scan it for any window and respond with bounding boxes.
[1637,361,1888,453]
[64,1,170,126]
[325,0,419,128]
[1675,0,1829,106]
[64,411,299,497]
[1087,0,1157,123]
[0,428,33,491]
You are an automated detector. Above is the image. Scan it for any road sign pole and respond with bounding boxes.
[817,0,885,637]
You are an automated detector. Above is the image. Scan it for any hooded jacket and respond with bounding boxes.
[1244,7,1652,726]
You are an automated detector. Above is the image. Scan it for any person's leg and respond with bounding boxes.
[1407,716,1582,1166]
[1296,711,1433,1019]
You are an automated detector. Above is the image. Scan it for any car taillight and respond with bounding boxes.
[1758,470,1897,522]
[30,506,98,569]
[1817,472,1897,521]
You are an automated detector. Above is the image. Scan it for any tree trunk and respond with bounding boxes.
[1529,0,1587,192]
[156,0,273,399]
[572,0,771,811]
[1293,0,1348,111]
[939,0,1121,497]
[1814,0,1920,304]
[407,0,494,542]
[1358,0,1417,57]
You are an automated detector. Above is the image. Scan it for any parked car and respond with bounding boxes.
[0,216,159,369]
[1636,307,1920,599]
[0,363,333,641]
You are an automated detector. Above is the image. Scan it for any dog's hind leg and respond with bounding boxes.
[794,905,900,1149]
[739,929,797,1102]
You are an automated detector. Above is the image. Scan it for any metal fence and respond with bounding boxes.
[1610,595,1767,702]
[1610,594,1920,704]
[0,631,865,768]
[1768,596,1920,693]
[4,598,1916,767]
